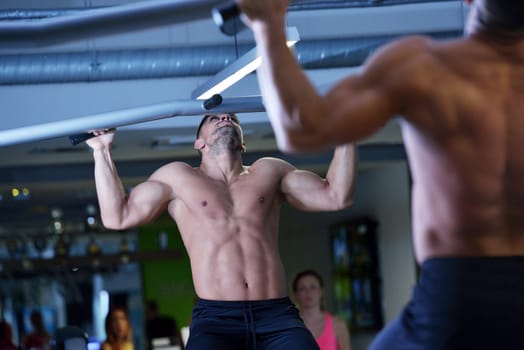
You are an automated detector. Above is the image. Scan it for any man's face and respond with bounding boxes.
[198,113,245,152]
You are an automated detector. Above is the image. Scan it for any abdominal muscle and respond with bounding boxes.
[191,232,287,300]
[173,209,287,301]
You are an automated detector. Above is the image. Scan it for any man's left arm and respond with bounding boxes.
[281,143,357,211]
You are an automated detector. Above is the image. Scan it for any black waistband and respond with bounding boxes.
[196,296,291,309]
[416,256,524,312]
[421,256,524,275]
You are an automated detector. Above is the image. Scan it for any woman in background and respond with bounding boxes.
[23,310,51,350]
[292,269,351,350]
[101,305,134,350]
[0,320,18,350]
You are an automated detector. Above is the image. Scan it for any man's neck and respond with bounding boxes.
[200,151,245,183]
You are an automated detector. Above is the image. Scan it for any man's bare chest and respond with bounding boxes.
[177,175,281,216]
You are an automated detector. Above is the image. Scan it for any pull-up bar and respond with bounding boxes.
[0,0,249,147]
[0,95,264,147]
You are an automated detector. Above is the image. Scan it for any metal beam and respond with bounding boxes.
[0,249,184,278]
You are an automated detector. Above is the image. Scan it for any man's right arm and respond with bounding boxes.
[237,0,428,153]
[87,130,173,230]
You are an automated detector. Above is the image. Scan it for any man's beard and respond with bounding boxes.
[210,126,242,153]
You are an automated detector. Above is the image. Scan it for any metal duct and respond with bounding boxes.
[0,31,459,85]
[0,45,245,84]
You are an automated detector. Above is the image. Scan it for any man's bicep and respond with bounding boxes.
[281,169,329,209]
[123,180,173,224]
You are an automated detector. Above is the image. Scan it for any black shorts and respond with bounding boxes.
[369,256,524,350]
[186,297,319,350]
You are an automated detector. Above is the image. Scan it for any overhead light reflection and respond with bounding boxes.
[10,187,30,200]
[51,208,65,234]
[85,204,99,232]
[192,27,300,100]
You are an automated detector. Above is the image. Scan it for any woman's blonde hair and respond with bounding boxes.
[104,305,132,350]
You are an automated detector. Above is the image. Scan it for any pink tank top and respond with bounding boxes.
[315,313,338,350]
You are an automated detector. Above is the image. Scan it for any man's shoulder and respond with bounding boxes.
[148,161,200,185]
[163,161,195,170]
[250,157,295,172]
[392,35,475,65]
[154,161,196,176]
[253,156,291,165]
[370,34,462,72]
[374,35,434,59]
[358,35,441,90]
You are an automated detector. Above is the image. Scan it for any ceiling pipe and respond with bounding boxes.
[0,8,87,20]
[0,0,224,48]
[0,31,459,85]
[0,1,457,21]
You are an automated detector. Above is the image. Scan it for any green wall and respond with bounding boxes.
[138,217,195,328]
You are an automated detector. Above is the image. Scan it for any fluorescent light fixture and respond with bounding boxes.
[192,27,300,100]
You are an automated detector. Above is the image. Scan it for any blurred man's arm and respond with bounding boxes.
[237,0,422,152]
[280,143,357,211]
